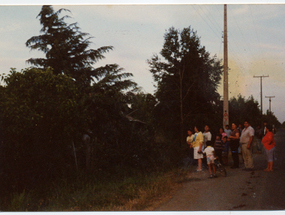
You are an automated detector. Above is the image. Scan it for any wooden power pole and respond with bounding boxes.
[265,96,275,113]
[223,4,229,128]
[253,75,269,115]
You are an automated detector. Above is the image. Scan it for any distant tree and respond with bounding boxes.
[228,94,279,128]
[229,95,260,126]
[148,26,223,146]
[263,110,280,128]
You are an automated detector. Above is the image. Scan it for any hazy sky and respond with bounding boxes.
[0,1,285,123]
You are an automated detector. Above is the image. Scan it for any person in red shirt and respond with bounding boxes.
[262,124,276,172]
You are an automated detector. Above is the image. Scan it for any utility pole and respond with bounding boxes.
[223,4,229,128]
[265,96,275,113]
[253,75,269,115]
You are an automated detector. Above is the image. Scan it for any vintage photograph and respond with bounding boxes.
[0,1,284,212]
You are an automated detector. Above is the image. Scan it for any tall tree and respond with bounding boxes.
[26,5,113,88]
[148,26,223,145]
[25,5,137,128]
[24,5,139,173]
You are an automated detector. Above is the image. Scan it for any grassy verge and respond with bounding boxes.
[3,170,182,211]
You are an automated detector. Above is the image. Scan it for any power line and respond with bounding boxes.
[231,11,253,55]
[191,5,222,40]
[199,5,223,37]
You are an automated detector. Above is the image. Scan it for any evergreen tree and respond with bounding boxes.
[25,5,138,173]
[26,5,114,88]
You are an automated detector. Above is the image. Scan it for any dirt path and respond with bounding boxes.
[155,129,285,211]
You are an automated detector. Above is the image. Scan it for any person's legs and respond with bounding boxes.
[189,147,194,164]
[266,147,275,172]
[247,146,254,169]
[257,139,262,153]
[212,163,216,175]
[194,147,201,169]
[198,158,202,171]
[241,143,247,168]
[241,143,254,169]
[216,149,223,165]
[231,143,239,168]
[208,164,212,174]
[264,161,270,171]
[269,162,273,171]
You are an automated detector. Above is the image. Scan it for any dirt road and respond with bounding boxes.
[155,129,285,211]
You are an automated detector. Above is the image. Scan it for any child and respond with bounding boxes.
[222,136,230,165]
[203,141,216,178]
[214,134,224,165]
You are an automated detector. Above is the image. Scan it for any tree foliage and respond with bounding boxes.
[148,26,223,144]
[0,68,82,191]
[229,94,280,128]
[0,6,154,196]
[25,5,114,89]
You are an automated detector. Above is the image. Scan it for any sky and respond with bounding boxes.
[0,1,285,123]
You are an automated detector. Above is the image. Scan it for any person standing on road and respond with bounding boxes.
[222,136,230,165]
[214,133,224,165]
[203,125,212,149]
[186,129,194,163]
[229,122,240,169]
[237,123,243,154]
[240,120,255,171]
[203,141,216,178]
[262,124,276,172]
[193,126,204,172]
[224,125,232,138]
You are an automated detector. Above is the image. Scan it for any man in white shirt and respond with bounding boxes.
[240,120,255,171]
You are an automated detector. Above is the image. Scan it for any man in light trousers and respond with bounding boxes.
[240,120,255,171]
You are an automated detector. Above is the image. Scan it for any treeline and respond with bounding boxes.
[0,5,280,200]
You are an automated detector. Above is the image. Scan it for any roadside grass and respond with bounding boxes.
[4,170,182,211]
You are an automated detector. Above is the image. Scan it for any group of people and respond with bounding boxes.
[186,120,276,178]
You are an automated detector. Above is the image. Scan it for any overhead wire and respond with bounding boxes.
[249,5,266,74]
[226,5,251,76]
[191,5,224,60]
[199,5,223,38]
[191,5,250,78]
[231,9,253,55]
[191,5,222,41]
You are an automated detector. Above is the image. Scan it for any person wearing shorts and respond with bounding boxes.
[262,124,276,172]
[203,141,216,178]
